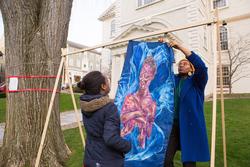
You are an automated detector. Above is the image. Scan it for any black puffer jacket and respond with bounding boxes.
[80,94,131,167]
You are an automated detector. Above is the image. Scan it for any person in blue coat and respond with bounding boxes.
[78,71,131,167]
[164,41,210,167]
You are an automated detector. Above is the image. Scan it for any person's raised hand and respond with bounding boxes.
[169,41,192,57]
[169,41,181,50]
[158,37,165,43]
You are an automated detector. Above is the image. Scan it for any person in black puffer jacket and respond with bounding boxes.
[78,71,131,167]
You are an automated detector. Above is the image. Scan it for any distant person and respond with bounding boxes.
[164,41,210,167]
[78,71,131,167]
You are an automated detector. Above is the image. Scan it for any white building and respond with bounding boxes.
[0,36,5,83]
[0,39,102,85]
[65,41,101,84]
[99,0,250,98]
[213,0,250,94]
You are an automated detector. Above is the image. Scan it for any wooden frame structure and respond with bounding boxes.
[34,12,250,167]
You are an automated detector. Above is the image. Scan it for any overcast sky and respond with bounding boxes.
[0,0,114,46]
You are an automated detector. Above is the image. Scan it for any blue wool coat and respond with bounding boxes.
[81,94,131,167]
[176,52,210,162]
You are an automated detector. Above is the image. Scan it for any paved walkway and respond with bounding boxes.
[0,110,82,145]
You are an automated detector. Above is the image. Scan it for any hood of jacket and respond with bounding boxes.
[80,94,112,115]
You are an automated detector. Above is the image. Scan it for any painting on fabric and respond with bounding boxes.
[115,40,175,167]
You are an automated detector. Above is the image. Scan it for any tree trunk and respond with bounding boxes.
[0,0,73,166]
[229,73,232,94]
[229,83,232,94]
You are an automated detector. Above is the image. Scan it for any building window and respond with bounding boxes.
[90,63,93,70]
[213,0,227,9]
[217,66,230,87]
[138,0,158,7]
[138,0,143,7]
[68,57,74,66]
[76,56,81,68]
[110,20,116,37]
[219,26,228,50]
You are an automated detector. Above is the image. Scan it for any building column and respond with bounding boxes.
[110,53,125,99]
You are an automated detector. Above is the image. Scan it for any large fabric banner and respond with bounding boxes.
[114,41,175,167]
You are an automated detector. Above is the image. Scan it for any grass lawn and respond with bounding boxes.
[0,93,81,123]
[0,94,6,123]
[59,93,81,112]
[64,98,250,167]
[64,128,85,167]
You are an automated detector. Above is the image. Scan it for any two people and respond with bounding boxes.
[78,41,210,167]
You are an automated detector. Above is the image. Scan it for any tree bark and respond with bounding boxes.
[0,0,73,166]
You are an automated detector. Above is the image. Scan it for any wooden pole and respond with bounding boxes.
[66,61,86,148]
[64,19,216,56]
[62,56,66,85]
[35,50,66,167]
[210,10,218,167]
[215,9,228,167]
[62,13,250,56]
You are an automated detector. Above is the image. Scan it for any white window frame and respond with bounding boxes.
[110,20,116,38]
[68,57,74,67]
[137,0,163,9]
[219,26,229,51]
[212,0,228,9]
[76,57,81,68]
[217,65,230,87]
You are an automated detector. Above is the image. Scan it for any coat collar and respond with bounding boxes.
[80,95,112,112]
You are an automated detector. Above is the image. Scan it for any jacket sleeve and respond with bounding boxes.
[103,103,131,153]
[187,51,208,91]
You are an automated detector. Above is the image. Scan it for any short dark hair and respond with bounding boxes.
[77,71,106,95]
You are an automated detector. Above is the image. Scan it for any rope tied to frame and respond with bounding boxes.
[4,57,63,93]
[6,75,63,93]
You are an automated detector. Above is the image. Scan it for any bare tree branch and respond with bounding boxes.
[231,60,249,77]
[226,33,250,93]
[232,73,250,85]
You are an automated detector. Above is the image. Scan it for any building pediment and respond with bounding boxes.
[115,25,157,40]
[109,24,181,49]
[98,3,116,21]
